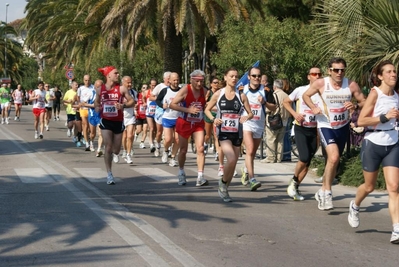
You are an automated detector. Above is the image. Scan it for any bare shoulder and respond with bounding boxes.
[348,79,361,91]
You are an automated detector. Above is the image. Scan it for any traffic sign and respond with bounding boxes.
[65,69,74,80]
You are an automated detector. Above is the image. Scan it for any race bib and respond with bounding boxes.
[103,104,118,117]
[250,104,262,121]
[148,104,156,115]
[139,105,146,115]
[302,109,317,127]
[329,107,348,127]
[221,113,240,133]
[187,102,203,123]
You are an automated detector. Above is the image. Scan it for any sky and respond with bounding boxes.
[1,0,27,23]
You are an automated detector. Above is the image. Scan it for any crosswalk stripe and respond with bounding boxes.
[134,167,176,182]
[14,168,54,183]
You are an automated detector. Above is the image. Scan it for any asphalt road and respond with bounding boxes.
[0,109,397,267]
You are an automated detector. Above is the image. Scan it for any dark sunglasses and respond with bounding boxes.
[309,73,322,77]
[329,68,345,74]
[212,81,219,84]
[250,74,261,78]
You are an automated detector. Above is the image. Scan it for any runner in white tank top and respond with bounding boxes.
[302,57,366,211]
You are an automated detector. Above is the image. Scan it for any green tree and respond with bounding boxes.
[313,0,399,86]
[212,16,319,87]
[0,24,24,82]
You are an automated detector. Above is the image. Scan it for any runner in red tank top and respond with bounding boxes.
[94,66,135,185]
[169,69,209,187]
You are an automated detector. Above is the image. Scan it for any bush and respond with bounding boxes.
[310,148,386,190]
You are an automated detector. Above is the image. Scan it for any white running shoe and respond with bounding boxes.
[139,142,146,149]
[390,232,399,244]
[5,118,9,124]
[196,176,209,187]
[126,154,133,164]
[348,200,360,228]
[113,154,119,163]
[1,118,4,124]
[14,116,17,121]
[324,193,334,210]
[169,159,178,167]
[154,147,160,157]
[122,150,127,159]
[45,125,49,131]
[67,129,71,137]
[287,179,304,201]
[34,132,39,139]
[107,173,116,185]
[218,167,224,177]
[233,170,237,177]
[90,144,95,152]
[178,173,187,186]
[315,190,325,211]
[161,152,168,163]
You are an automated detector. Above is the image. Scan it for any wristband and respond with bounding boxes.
[123,103,126,109]
[210,117,215,123]
[380,114,389,123]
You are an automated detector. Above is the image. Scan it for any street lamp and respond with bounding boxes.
[4,3,9,78]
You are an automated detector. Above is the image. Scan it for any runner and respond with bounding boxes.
[156,72,181,167]
[143,78,158,153]
[52,86,62,120]
[77,75,96,151]
[303,57,365,210]
[135,84,149,149]
[283,67,322,201]
[29,81,47,139]
[0,83,11,124]
[87,80,104,156]
[121,76,138,164]
[12,84,24,121]
[204,67,253,202]
[347,60,399,244]
[151,72,171,157]
[94,66,135,185]
[44,83,55,131]
[169,70,209,186]
[240,67,276,191]
[63,81,79,144]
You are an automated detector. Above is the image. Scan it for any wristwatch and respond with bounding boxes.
[123,103,126,109]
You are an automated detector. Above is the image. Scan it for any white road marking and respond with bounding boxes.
[134,167,176,182]
[14,168,54,183]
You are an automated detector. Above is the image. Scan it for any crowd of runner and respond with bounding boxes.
[1,57,399,244]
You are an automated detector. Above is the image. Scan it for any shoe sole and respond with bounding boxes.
[196,180,209,187]
[250,183,261,191]
[107,181,115,185]
[390,238,399,244]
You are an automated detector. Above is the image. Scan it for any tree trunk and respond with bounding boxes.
[163,4,182,77]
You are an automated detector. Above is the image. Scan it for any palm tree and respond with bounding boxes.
[0,23,24,82]
[87,0,263,76]
[313,0,399,86]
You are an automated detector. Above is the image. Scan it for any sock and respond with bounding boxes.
[293,175,299,183]
[178,168,185,175]
[244,167,248,173]
[198,171,203,178]
[221,179,227,184]
[219,165,224,169]
[352,202,359,211]
[393,223,399,233]
[90,141,93,146]
[107,171,112,176]
[250,177,256,182]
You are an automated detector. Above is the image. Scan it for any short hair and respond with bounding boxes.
[163,71,172,79]
[190,69,205,78]
[328,57,347,68]
[273,79,283,89]
[38,81,44,86]
[248,67,261,75]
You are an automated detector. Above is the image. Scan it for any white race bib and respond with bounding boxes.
[187,102,203,123]
[103,104,118,117]
[221,113,240,133]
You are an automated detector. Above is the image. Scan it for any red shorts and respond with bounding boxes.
[32,108,46,117]
[175,117,204,139]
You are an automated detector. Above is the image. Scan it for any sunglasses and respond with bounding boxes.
[329,68,345,74]
[212,81,219,84]
[250,74,262,78]
[309,73,322,77]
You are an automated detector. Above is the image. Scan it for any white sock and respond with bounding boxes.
[393,223,399,233]
[198,171,203,178]
[178,168,185,175]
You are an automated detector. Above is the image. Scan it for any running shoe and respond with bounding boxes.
[214,152,219,162]
[67,129,72,137]
[113,153,119,163]
[90,144,95,152]
[1,118,4,124]
[218,179,232,202]
[107,173,116,185]
[45,125,49,131]
[154,147,160,157]
[5,118,9,124]
[287,179,304,201]
[76,141,82,147]
[16,117,20,121]
[233,170,237,177]
[72,136,77,143]
[249,178,261,191]
[161,151,168,163]
[218,167,224,177]
[126,154,133,164]
[34,132,39,139]
[14,116,17,121]
[39,133,43,139]
[315,190,325,210]
[85,145,91,151]
[196,176,209,187]
[240,167,249,186]
[390,232,399,244]
[122,150,127,159]
[178,173,187,186]
[139,142,146,149]
[96,150,103,157]
[348,200,360,228]
[169,159,178,167]
[324,193,334,210]
[53,118,57,121]
[150,144,155,153]
[204,143,208,155]
[314,176,339,184]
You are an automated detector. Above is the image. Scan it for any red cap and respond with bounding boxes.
[97,66,116,77]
